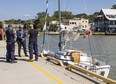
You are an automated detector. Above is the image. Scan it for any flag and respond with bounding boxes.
[89,26,94,35]
[83,26,94,38]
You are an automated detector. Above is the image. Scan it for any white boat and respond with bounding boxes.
[42,0,110,78]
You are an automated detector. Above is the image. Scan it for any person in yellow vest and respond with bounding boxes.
[0,27,4,40]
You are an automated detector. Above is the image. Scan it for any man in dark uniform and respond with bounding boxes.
[28,24,39,62]
[16,25,28,57]
[6,24,17,63]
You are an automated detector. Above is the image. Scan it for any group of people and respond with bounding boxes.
[5,24,39,63]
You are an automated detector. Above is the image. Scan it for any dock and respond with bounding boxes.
[0,41,113,84]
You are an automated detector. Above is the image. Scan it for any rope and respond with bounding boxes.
[65,0,69,11]
[97,36,111,64]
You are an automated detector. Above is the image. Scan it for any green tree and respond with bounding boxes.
[49,24,58,32]
[88,12,100,23]
[36,12,53,31]
[88,15,94,23]
[26,19,33,25]
[111,4,116,9]
[61,11,74,19]
[53,11,59,20]
[36,12,46,19]
[5,19,14,24]
[5,19,25,24]
[36,12,46,31]
[23,19,33,30]
[75,13,88,19]
[23,23,28,30]
[53,11,74,20]
[0,21,3,28]
[17,19,22,24]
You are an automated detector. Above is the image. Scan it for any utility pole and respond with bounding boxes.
[58,0,62,51]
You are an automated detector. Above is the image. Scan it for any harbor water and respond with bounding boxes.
[27,35,116,80]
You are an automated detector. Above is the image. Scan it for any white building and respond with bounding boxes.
[94,9,116,33]
[62,18,89,29]
[49,18,89,30]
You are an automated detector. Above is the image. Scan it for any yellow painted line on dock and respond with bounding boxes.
[0,41,63,84]
[24,57,63,84]
[0,41,6,45]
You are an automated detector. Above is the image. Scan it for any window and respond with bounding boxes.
[110,21,115,25]
[72,22,74,24]
[106,15,116,18]
[100,71,105,76]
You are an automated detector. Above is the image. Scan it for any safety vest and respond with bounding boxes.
[0,29,4,35]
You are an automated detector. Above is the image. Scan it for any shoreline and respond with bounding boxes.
[38,32,116,35]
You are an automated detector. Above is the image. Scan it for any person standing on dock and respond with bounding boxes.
[0,27,4,40]
[5,24,17,63]
[28,24,38,62]
[16,25,28,57]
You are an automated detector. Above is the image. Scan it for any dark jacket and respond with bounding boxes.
[28,29,38,43]
[16,30,26,42]
[6,29,15,42]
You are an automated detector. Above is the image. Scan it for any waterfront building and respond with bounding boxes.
[62,18,89,29]
[94,9,116,33]
[49,18,89,30]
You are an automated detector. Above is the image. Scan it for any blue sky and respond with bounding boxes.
[0,0,115,20]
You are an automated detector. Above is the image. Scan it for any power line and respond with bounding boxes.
[65,0,69,11]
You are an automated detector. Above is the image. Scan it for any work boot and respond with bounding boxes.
[14,58,18,60]
[35,59,38,61]
[25,55,29,57]
[10,60,17,63]
[19,55,21,57]
[27,59,33,62]
[6,60,10,63]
